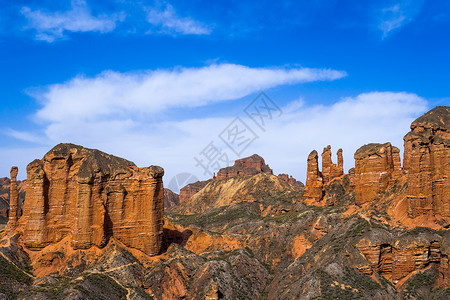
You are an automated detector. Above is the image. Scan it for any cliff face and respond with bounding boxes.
[403,106,450,218]
[353,143,402,205]
[11,143,165,255]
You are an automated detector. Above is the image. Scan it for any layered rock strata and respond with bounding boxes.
[353,143,402,205]
[356,232,450,285]
[11,143,164,255]
[403,106,450,218]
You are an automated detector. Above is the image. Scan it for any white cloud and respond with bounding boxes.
[377,0,424,38]
[147,3,211,35]
[33,64,346,123]
[21,0,122,42]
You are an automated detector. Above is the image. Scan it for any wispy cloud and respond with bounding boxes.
[147,3,212,35]
[32,64,346,123]
[21,0,123,42]
[377,0,424,38]
[4,88,427,184]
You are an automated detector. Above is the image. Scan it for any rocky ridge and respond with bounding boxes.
[0,106,449,300]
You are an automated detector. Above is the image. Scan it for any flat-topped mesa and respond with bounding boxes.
[214,154,273,181]
[6,167,19,233]
[353,142,401,205]
[404,106,449,218]
[303,150,323,202]
[13,143,164,255]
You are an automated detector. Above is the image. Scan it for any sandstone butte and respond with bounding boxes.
[6,143,165,256]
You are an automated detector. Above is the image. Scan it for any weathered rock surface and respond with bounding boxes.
[353,142,402,205]
[164,188,180,209]
[12,143,165,255]
[0,177,26,221]
[302,146,345,204]
[302,150,324,202]
[277,173,302,186]
[215,154,273,180]
[179,180,210,203]
[404,106,450,218]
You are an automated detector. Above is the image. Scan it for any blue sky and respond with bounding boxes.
[0,0,449,188]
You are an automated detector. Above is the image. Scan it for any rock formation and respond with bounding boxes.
[277,174,301,186]
[179,154,274,203]
[0,177,26,220]
[302,150,323,202]
[403,106,450,218]
[11,143,164,255]
[303,146,344,202]
[179,180,210,203]
[164,188,180,209]
[353,143,402,205]
[215,154,273,180]
[6,167,19,233]
[321,146,344,184]
[356,231,449,286]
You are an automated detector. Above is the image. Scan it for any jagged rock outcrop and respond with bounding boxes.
[215,154,273,180]
[322,145,344,184]
[356,230,450,287]
[353,143,402,205]
[277,174,302,186]
[179,180,210,203]
[164,188,180,209]
[403,106,450,218]
[11,143,164,255]
[303,146,344,203]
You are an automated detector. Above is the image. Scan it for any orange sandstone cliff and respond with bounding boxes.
[353,142,402,205]
[8,143,165,255]
[404,106,450,218]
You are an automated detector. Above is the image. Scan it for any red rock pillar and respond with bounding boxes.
[6,167,19,233]
[321,145,332,184]
[23,160,48,249]
[303,150,324,202]
[140,166,164,256]
[337,148,344,175]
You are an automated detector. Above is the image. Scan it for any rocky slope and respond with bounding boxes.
[0,106,449,300]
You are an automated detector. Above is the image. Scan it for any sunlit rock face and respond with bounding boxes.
[353,142,402,206]
[403,106,450,218]
[11,143,164,255]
